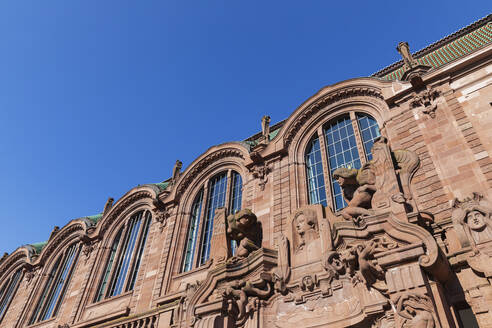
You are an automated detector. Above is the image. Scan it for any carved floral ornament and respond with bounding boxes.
[410,88,442,118]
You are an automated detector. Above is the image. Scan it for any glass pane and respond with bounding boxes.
[109,211,143,297]
[95,228,122,302]
[29,257,61,324]
[229,172,243,255]
[305,135,327,206]
[199,173,227,265]
[229,172,243,214]
[324,115,361,211]
[126,211,152,291]
[357,113,381,160]
[182,190,203,272]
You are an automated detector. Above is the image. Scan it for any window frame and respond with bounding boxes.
[180,169,243,273]
[0,267,23,323]
[304,110,381,211]
[93,209,152,303]
[29,242,80,325]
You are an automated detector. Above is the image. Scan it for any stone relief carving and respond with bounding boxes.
[221,276,273,327]
[227,209,262,260]
[395,292,436,328]
[152,199,170,232]
[251,163,271,190]
[410,89,441,118]
[452,193,492,276]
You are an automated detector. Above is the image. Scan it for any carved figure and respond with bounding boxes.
[293,209,320,252]
[222,278,272,326]
[452,193,492,253]
[301,275,316,291]
[261,115,271,141]
[396,292,435,328]
[227,209,262,258]
[333,164,377,223]
[397,41,417,68]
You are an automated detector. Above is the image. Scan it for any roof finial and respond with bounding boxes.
[103,197,114,216]
[396,41,417,69]
[261,115,271,143]
[172,160,183,185]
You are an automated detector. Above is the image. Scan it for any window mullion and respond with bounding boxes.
[350,111,367,165]
[225,170,233,215]
[194,185,209,268]
[318,126,334,209]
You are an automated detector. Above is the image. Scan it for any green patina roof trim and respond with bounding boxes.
[152,181,170,191]
[30,241,48,254]
[86,213,103,224]
[373,15,492,80]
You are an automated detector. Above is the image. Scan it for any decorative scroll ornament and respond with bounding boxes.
[152,200,171,233]
[410,89,441,118]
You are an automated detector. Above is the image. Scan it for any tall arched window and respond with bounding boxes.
[305,113,380,211]
[29,243,79,324]
[0,268,22,323]
[94,210,151,302]
[181,170,243,272]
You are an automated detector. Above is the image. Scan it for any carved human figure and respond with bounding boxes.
[452,193,492,253]
[396,293,435,328]
[333,165,377,223]
[293,210,319,252]
[227,209,262,258]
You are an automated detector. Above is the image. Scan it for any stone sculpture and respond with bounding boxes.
[227,209,262,259]
[452,193,492,253]
[333,164,377,223]
[395,292,435,328]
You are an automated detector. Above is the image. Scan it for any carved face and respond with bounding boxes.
[466,210,487,231]
[295,212,316,236]
[302,275,314,291]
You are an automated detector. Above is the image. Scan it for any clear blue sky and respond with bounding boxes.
[0,1,489,254]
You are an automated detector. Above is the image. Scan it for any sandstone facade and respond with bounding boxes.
[1,15,492,328]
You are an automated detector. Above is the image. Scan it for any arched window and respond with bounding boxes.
[305,113,380,211]
[29,243,79,324]
[0,268,22,323]
[181,170,243,272]
[94,210,151,302]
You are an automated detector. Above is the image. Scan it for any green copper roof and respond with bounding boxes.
[30,241,48,254]
[152,182,170,191]
[86,213,103,224]
[373,15,492,81]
